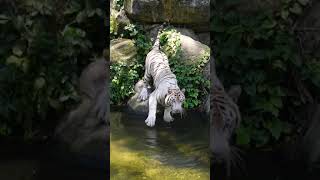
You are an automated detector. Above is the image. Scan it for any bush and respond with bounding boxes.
[159,28,210,109]
[212,0,320,147]
[110,23,152,105]
[0,0,106,138]
[110,24,210,109]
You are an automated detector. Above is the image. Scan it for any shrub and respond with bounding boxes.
[0,0,106,138]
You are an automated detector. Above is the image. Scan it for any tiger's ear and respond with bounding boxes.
[168,89,172,94]
[181,88,185,93]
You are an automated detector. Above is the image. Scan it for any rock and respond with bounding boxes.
[175,28,200,41]
[124,0,209,28]
[116,8,131,29]
[146,25,210,65]
[180,34,210,65]
[110,38,137,64]
[111,8,132,36]
[127,80,151,115]
[146,25,200,43]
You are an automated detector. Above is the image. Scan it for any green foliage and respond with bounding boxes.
[0,0,106,137]
[160,28,210,109]
[111,62,142,104]
[110,23,209,108]
[110,22,152,105]
[114,0,125,11]
[213,0,318,147]
[110,10,118,38]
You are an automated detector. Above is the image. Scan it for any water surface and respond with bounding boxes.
[110,108,210,180]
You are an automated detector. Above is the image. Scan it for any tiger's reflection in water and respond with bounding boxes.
[210,55,243,178]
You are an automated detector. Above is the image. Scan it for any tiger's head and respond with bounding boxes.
[165,88,185,115]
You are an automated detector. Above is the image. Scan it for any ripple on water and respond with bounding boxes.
[110,110,210,180]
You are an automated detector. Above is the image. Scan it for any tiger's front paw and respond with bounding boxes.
[138,88,149,101]
[145,115,156,127]
[163,112,174,122]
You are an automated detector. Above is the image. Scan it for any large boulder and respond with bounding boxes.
[124,0,209,31]
[146,25,210,65]
[146,25,200,42]
[180,34,210,65]
[110,38,137,64]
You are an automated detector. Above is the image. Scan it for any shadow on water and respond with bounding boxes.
[211,146,320,180]
[0,138,108,180]
[110,107,210,180]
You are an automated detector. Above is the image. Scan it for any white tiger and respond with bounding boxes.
[138,26,185,127]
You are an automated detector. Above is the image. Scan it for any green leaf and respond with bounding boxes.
[48,98,62,109]
[298,0,309,6]
[281,10,289,20]
[289,3,302,15]
[6,55,22,65]
[265,119,282,140]
[236,127,250,145]
[59,95,70,102]
[0,14,10,24]
[12,46,23,57]
[34,77,46,90]
[76,11,87,23]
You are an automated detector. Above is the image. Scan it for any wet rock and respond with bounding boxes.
[124,0,209,27]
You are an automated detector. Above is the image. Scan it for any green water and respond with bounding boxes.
[110,109,210,180]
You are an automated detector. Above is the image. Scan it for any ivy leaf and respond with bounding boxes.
[12,46,24,57]
[236,127,250,145]
[6,55,23,66]
[48,98,62,110]
[262,20,277,29]
[289,3,302,15]
[34,77,46,90]
[0,14,10,24]
[281,10,289,20]
[298,0,309,6]
[265,119,282,140]
[76,11,87,23]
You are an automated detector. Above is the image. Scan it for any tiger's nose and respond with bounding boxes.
[170,111,181,118]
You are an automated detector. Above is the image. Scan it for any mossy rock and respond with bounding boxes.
[124,0,209,28]
[110,38,137,64]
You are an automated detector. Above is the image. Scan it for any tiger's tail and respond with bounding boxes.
[152,22,167,50]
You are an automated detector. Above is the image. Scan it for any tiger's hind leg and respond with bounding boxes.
[138,71,152,101]
[138,86,149,101]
